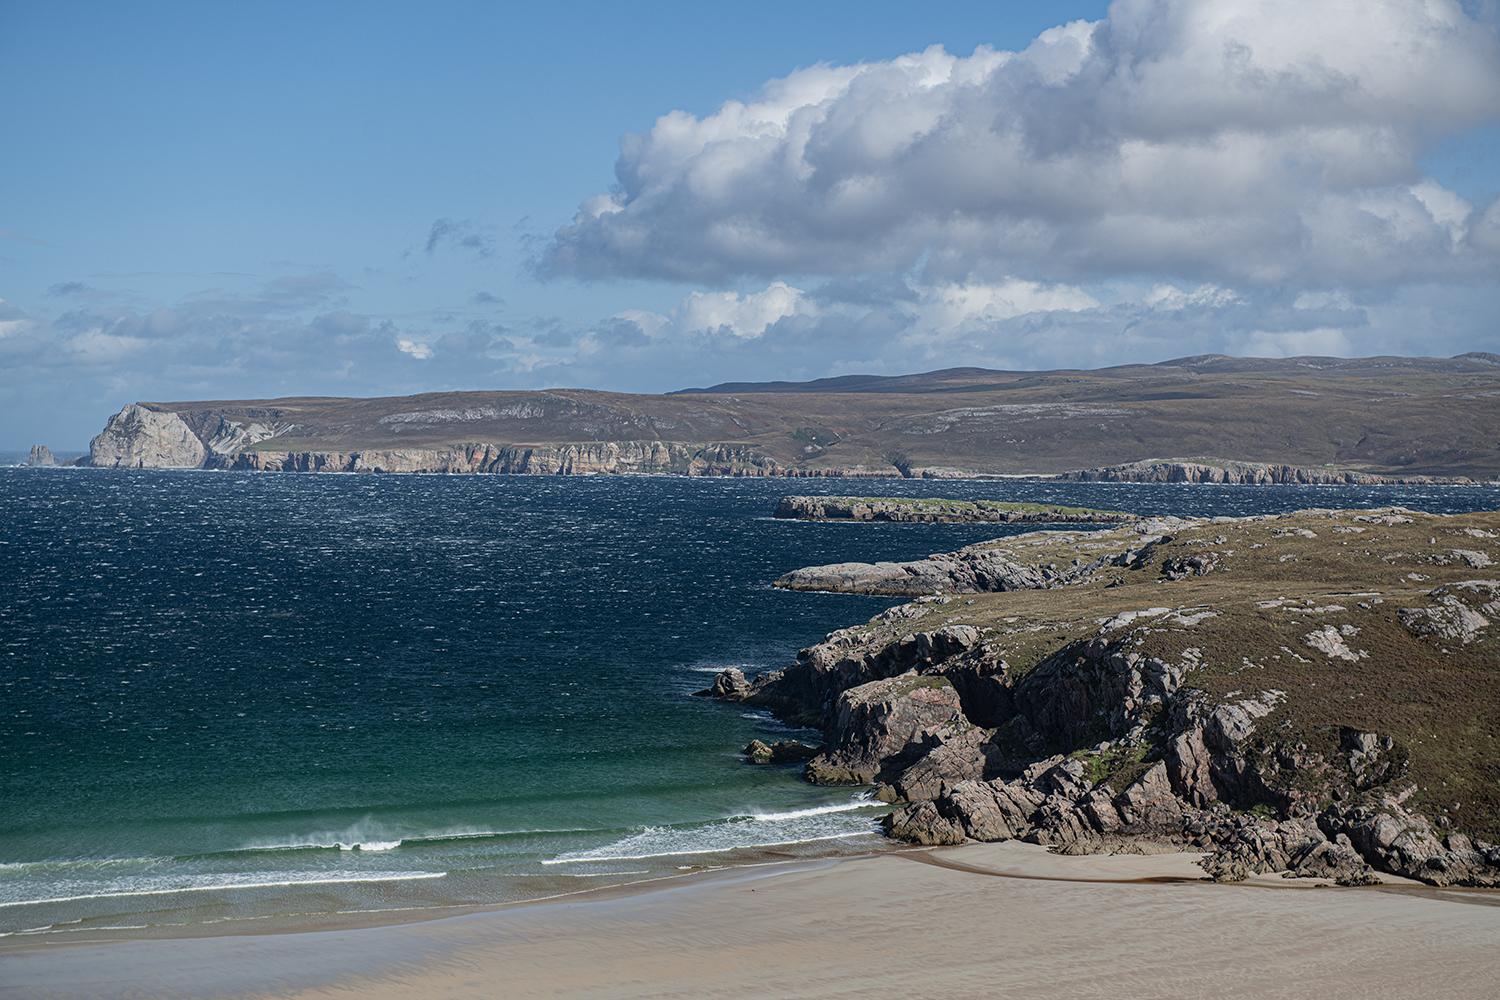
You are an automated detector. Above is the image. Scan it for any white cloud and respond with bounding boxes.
[611,276,1099,346]
[1241,327,1354,359]
[914,280,1099,333]
[396,338,434,359]
[1143,284,1241,311]
[543,0,1500,287]
[1410,179,1474,245]
[662,281,814,339]
[1292,290,1355,311]
[0,298,32,339]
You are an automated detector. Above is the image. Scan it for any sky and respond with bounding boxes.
[3,0,1499,450]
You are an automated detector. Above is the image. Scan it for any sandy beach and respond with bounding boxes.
[7,841,1500,1000]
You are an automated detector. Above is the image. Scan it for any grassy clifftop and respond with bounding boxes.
[111,353,1500,478]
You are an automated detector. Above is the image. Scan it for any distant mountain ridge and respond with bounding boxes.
[72,353,1500,481]
[674,353,1500,394]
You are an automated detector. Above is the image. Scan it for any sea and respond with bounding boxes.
[2,468,1496,943]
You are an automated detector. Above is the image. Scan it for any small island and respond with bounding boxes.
[773,495,1139,524]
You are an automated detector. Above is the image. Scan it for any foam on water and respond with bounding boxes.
[0,870,446,908]
[544,795,883,864]
[740,797,874,822]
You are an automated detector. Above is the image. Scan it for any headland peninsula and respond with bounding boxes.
[712,504,1500,887]
[46,352,1500,482]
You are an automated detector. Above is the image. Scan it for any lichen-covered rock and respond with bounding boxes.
[1399,592,1491,644]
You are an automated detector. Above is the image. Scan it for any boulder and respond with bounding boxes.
[697,667,753,700]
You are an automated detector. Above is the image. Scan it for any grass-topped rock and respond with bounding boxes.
[712,506,1500,885]
[774,495,1138,524]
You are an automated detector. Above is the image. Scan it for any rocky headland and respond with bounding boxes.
[69,353,1500,480]
[706,506,1500,886]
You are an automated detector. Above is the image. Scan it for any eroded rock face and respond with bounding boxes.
[804,675,965,785]
[26,445,56,467]
[89,405,207,469]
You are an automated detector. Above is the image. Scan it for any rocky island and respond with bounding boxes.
[772,495,1138,523]
[706,505,1500,886]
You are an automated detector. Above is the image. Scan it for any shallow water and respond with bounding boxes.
[2,469,1495,940]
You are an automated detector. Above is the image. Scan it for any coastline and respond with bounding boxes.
[7,841,1499,999]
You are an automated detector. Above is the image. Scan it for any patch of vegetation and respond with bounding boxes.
[1070,744,1156,789]
[792,426,841,449]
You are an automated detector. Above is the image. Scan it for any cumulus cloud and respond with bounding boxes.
[542,0,1500,287]
[614,277,1102,347]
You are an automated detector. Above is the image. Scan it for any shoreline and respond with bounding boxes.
[6,841,1499,999]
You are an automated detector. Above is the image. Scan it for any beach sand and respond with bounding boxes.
[6,842,1500,1000]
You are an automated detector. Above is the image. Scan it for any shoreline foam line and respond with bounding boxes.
[740,798,875,822]
[0,871,447,908]
[541,831,874,865]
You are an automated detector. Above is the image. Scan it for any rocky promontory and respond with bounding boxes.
[89,404,207,469]
[69,354,1500,479]
[772,496,1138,523]
[708,506,1500,886]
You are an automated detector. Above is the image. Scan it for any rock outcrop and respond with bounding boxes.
[711,506,1500,886]
[26,445,56,467]
[89,405,207,469]
[774,519,1183,595]
[804,675,967,785]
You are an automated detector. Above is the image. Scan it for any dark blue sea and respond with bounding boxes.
[2,469,1496,941]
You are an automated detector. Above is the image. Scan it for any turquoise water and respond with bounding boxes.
[2,470,1495,940]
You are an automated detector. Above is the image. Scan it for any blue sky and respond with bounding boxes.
[2,0,1498,450]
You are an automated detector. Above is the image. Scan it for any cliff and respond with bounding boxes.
[1056,457,1472,485]
[89,404,207,469]
[75,353,1500,478]
[707,506,1500,886]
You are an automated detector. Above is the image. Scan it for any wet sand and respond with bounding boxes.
[6,842,1500,1000]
